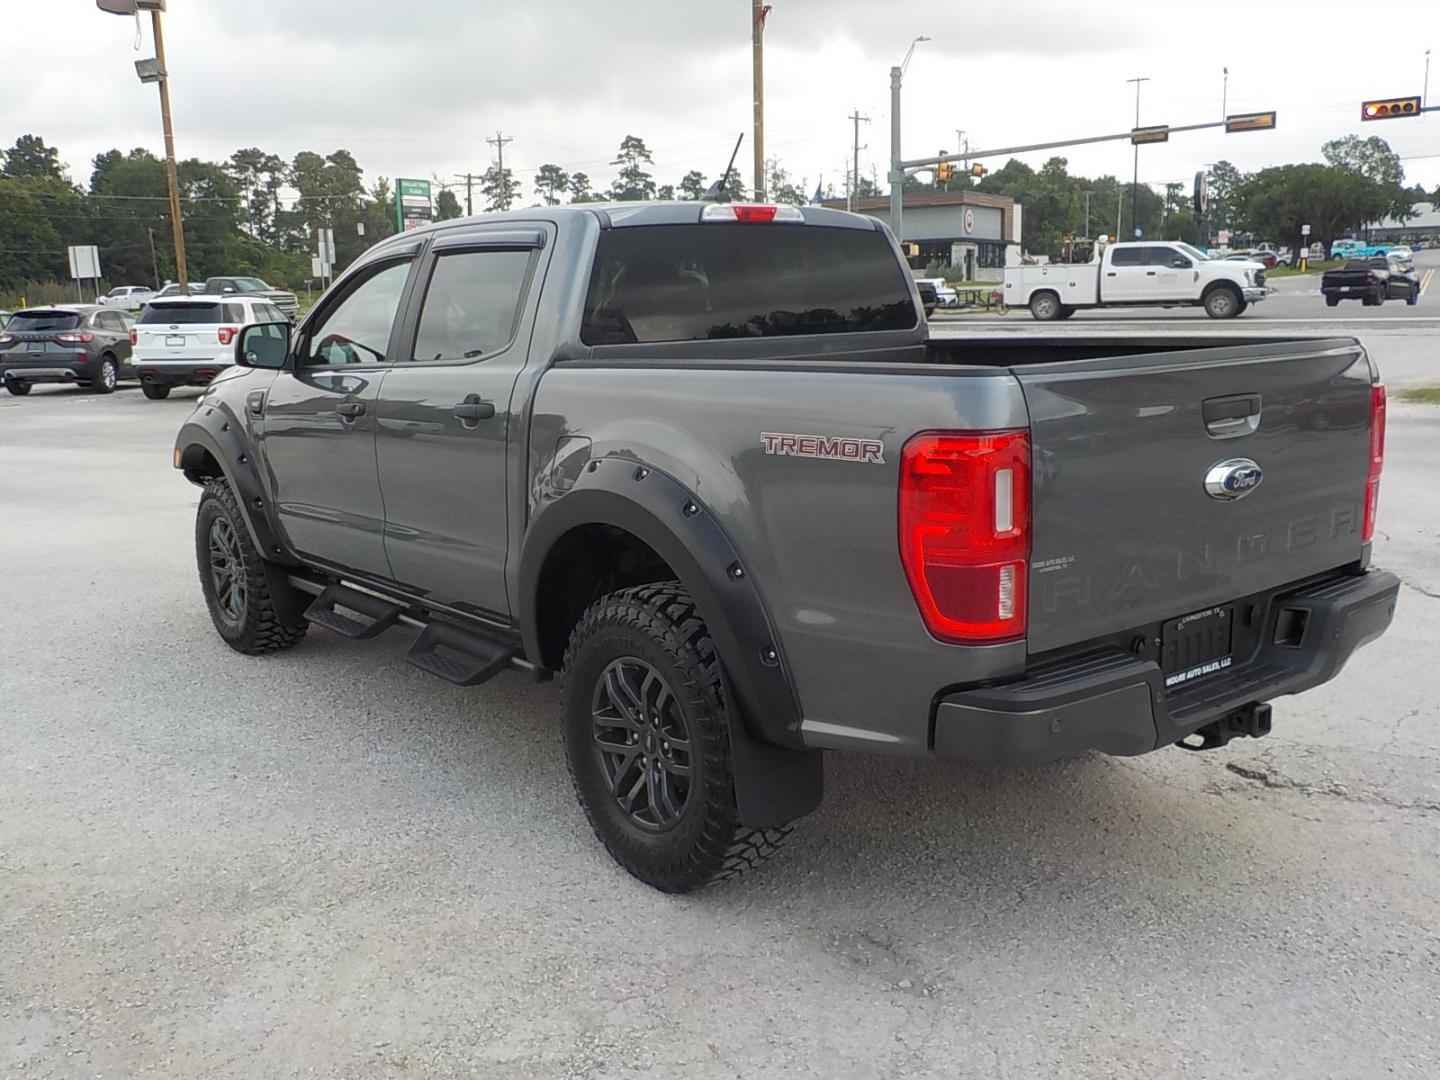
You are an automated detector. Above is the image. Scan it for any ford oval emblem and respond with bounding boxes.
[1205,458,1264,500]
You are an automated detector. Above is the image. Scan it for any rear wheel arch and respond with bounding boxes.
[518,462,822,829]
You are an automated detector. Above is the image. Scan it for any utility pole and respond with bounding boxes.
[486,132,512,176]
[1083,190,1092,241]
[1221,66,1229,119]
[753,3,771,201]
[150,8,187,287]
[463,172,474,216]
[849,109,870,212]
[1126,76,1150,240]
[146,226,159,287]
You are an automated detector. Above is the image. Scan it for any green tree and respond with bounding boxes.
[656,184,675,201]
[227,148,287,242]
[764,158,805,205]
[1204,160,1243,233]
[569,172,596,203]
[609,135,656,201]
[481,163,520,211]
[2,134,65,180]
[1322,135,1412,220]
[678,170,707,200]
[287,149,368,267]
[435,187,463,220]
[1235,163,1391,252]
[534,163,570,205]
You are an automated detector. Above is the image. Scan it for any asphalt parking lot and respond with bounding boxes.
[3,334,1438,1078]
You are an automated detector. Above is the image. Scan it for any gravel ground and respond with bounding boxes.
[2,340,1437,1078]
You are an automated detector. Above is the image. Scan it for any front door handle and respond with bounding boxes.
[453,394,496,427]
[335,400,366,419]
[1145,270,1157,276]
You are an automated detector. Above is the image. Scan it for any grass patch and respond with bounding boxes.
[1397,386,1440,405]
[1266,259,1342,277]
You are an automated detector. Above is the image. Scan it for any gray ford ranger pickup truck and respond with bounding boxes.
[173,201,1398,892]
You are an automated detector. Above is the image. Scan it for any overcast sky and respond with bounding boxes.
[6,1,1439,202]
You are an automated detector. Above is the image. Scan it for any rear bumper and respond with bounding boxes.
[134,359,230,386]
[932,569,1399,764]
[1,362,91,383]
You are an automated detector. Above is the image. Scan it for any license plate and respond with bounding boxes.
[1162,605,1234,689]
[1340,285,1350,291]
[166,335,186,347]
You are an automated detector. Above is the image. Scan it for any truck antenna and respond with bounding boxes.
[702,133,746,201]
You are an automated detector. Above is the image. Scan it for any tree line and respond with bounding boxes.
[3,128,1434,301]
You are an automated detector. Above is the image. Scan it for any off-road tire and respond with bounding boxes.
[141,382,171,400]
[561,581,791,893]
[92,354,118,394]
[4,378,30,396]
[195,479,308,655]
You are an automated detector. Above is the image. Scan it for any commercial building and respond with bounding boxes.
[1367,202,1440,243]
[822,191,1022,281]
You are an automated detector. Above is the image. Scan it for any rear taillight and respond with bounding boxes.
[1363,383,1386,542]
[55,332,93,343]
[216,326,239,346]
[129,328,138,345]
[899,430,1031,643]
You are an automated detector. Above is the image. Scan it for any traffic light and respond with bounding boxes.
[1361,96,1422,120]
[970,163,986,178]
[936,151,954,184]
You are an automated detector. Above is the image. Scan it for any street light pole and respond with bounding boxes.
[1126,76,1149,241]
[150,8,188,287]
[889,35,929,247]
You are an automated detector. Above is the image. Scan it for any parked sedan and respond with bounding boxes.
[0,305,134,395]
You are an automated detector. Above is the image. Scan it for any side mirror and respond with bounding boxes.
[221,286,236,294]
[235,321,290,369]
[1171,257,1190,268]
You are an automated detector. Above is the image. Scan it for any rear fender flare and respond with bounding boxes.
[518,458,821,829]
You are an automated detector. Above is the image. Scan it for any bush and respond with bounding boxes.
[0,279,99,310]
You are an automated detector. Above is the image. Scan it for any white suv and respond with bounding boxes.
[131,295,289,400]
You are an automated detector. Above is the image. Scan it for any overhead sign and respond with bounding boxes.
[1225,111,1278,133]
[394,177,433,232]
[1130,125,1170,145]
[67,245,101,280]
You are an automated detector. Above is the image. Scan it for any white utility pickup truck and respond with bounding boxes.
[1004,241,1268,320]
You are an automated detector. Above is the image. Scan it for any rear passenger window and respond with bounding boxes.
[411,249,532,362]
[224,303,245,323]
[1109,248,1142,267]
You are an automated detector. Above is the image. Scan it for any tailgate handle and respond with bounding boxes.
[1203,394,1261,439]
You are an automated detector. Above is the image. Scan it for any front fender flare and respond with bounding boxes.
[174,411,292,566]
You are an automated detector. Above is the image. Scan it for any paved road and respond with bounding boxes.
[3,349,1438,1077]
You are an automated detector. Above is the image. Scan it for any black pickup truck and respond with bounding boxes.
[174,202,1398,891]
[1322,256,1421,307]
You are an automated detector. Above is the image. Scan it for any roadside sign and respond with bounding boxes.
[310,256,324,278]
[1193,171,1208,216]
[963,208,975,234]
[1225,111,1278,133]
[394,178,433,232]
[1301,224,1312,237]
[1130,126,1170,145]
[67,245,101,280]
[1218,230,1230,245]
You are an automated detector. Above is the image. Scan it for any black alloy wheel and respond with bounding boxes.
[591,656,694,832]
[207,516,248,627]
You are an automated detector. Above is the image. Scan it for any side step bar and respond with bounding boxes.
[405,622,515,686]
[304,584,401,640]
[292,575,536,687]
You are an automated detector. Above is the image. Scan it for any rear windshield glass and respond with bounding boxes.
[581,224,916,345]
[9,311,82,331]
[139,302,226,324]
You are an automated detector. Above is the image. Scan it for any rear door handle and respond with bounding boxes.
[1145,271,1157,276]
[453,394,496,427]
[1106,271,1117,277]
[335,400,366,419]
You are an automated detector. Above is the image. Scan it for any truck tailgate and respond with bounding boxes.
[1017,341,1374,654]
